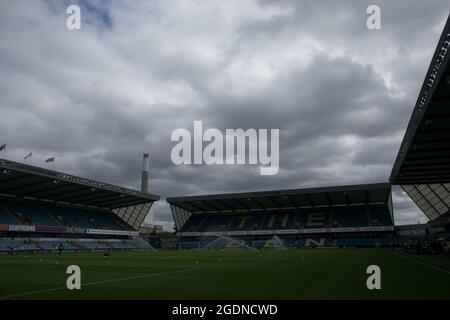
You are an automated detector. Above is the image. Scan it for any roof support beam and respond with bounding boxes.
[251,198,267,210]
[304,194,315,207]
[51,190,101,202]
[74,192,124,205]
[183,202,207,213]
[35,187,92,200]
[285,195,299,208]
[0,174,31,185]
[413,185,439,219]
[105,199,149,209]
[201,201,222,212]
[269,196,282,209]
[344,192,351,206]
[2,179,53,194]
[427,184,449,211]
[216,199,236,212]
[325,193,333,207]
[233,199,250,210]
[20,183,74,197]
[131,204,147,228]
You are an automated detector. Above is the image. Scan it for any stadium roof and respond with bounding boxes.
[0,158,160,210]
[400,183,449,221]
[167,183,391,214]
[390,14,450,185]
[389,14,450,221]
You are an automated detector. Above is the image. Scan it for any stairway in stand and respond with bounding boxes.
[0,203,28,225]
[40,207,65,227]
[67,240,87,250]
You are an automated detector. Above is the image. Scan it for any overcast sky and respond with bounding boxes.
[1,0,449,230]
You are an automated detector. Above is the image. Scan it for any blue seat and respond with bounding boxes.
[5,201,58,226]
[331,207,369,227]
[0,207,17,225]
[370,207,393,226]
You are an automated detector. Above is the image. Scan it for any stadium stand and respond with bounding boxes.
[168,183,395,249]
[0,198,143,231]
[0,238,151,254]
[0,159,160,254]
[178,206,394,234]
[389,15,450,252]
[0,206,17,225]
[5,201,56,226]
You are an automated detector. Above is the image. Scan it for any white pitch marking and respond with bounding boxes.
[385,249,450,275]
[0,267,203,299]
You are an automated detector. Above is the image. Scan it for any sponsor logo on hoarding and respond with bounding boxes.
[86,228,139,236]
[8,225,35,232]
[35,226,66,233]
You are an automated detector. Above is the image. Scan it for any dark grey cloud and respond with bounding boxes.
[1,0,449,229]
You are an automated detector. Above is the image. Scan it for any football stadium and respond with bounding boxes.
[1,11,450,302]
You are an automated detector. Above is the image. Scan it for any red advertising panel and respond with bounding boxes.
[35,225,66,233]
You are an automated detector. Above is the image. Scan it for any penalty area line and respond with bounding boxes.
[0,267,203,300]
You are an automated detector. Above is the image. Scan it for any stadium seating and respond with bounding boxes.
[85,212,124,230]
[261,212,296,230]
[183,234,394,250]
[370,207,393,226]
[0,238,150,253]
[0,207,17,225]
[331,207,369,227]
[224,213,265,231]
[107,241,128,249]
[0,239,22,251]
[181,215,206,232]
[180,206,392,233]
[0,199,147,253]
[199,214,233,231]
[177,206,394,250]
[44,206,95,228]
[5,201,59,226]
[297,210,332,228]
[76,241,108,250]
[376,236,394,246]
[0,199,133,231]
[38,240,77,250]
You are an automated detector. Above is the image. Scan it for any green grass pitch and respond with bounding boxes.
[0,248,449,299]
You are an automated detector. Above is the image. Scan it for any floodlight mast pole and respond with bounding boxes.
[141,153,149,193]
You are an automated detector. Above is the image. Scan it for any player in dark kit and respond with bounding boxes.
[57,242,64,256]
